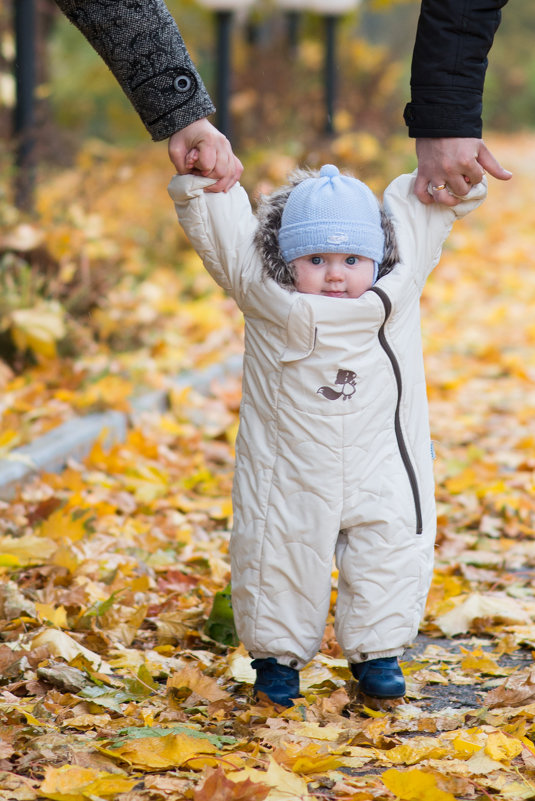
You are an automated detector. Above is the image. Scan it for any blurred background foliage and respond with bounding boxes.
[0,0,532,373]
[2,0,533,163]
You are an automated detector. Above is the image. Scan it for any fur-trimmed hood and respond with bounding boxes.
[254,168,399,290]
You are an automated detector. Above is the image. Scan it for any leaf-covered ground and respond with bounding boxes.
[1,134,535,800]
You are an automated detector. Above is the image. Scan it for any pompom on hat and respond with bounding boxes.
[278,164,384,264]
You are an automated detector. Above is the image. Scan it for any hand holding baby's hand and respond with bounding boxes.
[414,137,511,206]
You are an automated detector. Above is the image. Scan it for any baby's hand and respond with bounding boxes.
[185,147,200,172]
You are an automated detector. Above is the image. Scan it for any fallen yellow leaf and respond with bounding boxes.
[0,534,57,566]
[381,768,456,801]
[484,731,524,763]
[35,603,68,628]
[460,646,502,675]
[167,664,230,702]
[275,742,344,774]
[32,629,111,672]
[39,508,92,543]
[381,737,449,766]
[98,732,218,770]
[40,765,136,801]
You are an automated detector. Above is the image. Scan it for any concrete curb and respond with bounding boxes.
[0,354,243,500]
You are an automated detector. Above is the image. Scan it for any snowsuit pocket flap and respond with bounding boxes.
[280,298,316,364]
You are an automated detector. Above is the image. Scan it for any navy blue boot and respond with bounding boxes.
[252,657,301,707]
[351,657,406,698]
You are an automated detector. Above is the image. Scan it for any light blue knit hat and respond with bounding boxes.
[278,164,384,264]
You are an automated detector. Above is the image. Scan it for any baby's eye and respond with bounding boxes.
[311,256,323,265]
[346,256,358,265]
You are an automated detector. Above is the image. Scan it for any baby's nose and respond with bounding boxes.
[326,262,344,279]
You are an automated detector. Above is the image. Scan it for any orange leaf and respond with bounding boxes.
[194,767,269,801]
[167,664,230,703]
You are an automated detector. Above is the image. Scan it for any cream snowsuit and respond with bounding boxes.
[169,172,486,670]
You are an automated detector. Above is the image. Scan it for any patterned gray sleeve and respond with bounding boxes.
[53,0,216,141]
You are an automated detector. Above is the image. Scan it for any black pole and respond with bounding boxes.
[285,11,300,54]
[324,14,337,135]
[14,0,37,212]
[215,10,233,138]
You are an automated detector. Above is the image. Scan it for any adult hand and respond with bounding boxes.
[414,137,512,205]
[168,118,243,192]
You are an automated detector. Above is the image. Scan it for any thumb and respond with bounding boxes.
[477,142,512,181]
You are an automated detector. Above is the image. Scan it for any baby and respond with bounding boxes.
[169,164,486,706]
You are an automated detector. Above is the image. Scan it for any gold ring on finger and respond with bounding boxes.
[432,183,447,191]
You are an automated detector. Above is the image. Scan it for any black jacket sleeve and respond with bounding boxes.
[404,0,508,138]
[53,0,215,141]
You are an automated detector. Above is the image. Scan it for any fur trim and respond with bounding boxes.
[254,169,315,290]
[378,209,399,279]
[255,168,399,288]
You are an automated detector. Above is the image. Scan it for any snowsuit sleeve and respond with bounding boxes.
[53,0,215,141]
[383,171,487,291]
[168,174,258,307]
[404,0,508,138]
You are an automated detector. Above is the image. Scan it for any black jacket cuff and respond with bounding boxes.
[404,99,483,139]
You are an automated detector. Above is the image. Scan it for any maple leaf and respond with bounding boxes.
[434,592,533,636]
[227,758,309,799]
[97,731,218,770]
[31,629,111,672]
[35,603,68,628]
[380,736,450,766]
[0,534,57,567]
[167,664,231,703]
[381,768,457,801]
[484,731,524,763]
[11,302,66,359]
[459,646,502,675]
[273,741,345,774]
[194,767,269,801]
[484,667,535,708]
[38,508,93,543]
[40,765,136,801]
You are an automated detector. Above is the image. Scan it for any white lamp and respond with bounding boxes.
[197,0,255,9]
[276,0,310,9]
[309,0,360,12]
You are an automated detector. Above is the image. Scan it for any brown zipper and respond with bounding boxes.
[371,286,423,535]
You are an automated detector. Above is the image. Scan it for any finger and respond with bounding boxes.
[204,156,244,193]
[204,177,230,192]
[184,147,200,171]
[477,142,512,181]
[195,144,219,177]
[202,148,232,186]
[442,171,474,198]
[450,159,484,189]
[431,186,460,207]
[414,173,434,204]
[197,134,235,179]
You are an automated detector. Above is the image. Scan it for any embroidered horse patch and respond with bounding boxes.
[317,369,357,401]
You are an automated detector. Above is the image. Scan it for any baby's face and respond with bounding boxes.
[292,253,375,299]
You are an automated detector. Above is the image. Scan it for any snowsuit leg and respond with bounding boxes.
[231,408,345,670]
[334,487,436,663]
